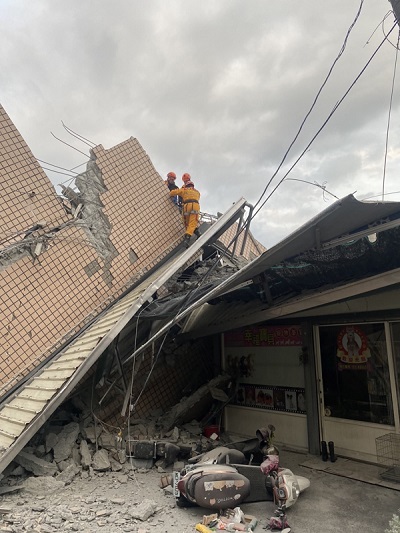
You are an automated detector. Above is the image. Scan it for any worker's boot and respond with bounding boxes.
[183,234,191,248]
[328,441,336,462]
[321,440,328,462]
[194,228,201,239]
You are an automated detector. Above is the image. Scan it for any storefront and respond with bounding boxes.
[316,321,400,463]
[222,324,309,451]
[222,319,400,463]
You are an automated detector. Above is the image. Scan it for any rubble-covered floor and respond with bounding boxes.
[0,384,399,533]
[0,449,399,533]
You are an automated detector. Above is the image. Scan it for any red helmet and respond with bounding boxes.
[185,180,194,188]
[182,173,191,183]
[167,171,176,180]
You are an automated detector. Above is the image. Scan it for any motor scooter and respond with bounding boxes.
[173,426,310,514]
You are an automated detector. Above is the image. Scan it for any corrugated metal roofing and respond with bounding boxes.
[174,195,400,337]
[216,194,400,294]
[180,267,400,337]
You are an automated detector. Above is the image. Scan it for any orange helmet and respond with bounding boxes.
[182,173,191,183]
[185,180,194,188]
[167,171,176,180]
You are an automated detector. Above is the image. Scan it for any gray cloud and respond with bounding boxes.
[1,0,399,247]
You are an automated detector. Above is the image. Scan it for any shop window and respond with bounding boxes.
[224,325,306,414]
[319,323,394,425]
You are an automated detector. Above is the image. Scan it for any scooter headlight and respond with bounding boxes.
[292,481,300,499]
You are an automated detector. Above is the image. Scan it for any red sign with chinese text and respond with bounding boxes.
[224,326,303,347]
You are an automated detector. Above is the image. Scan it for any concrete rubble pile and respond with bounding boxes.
[165,258,241,295]
[0,377,232,531]
[0,419,220,532]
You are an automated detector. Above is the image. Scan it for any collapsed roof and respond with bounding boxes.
[178,194,400,337]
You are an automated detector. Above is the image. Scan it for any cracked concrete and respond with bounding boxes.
[74,157,118,287]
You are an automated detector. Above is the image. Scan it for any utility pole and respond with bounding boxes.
[389,0,400,26]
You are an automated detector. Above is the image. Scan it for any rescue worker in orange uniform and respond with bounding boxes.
[165,171,181,209]
[169,173,201,246]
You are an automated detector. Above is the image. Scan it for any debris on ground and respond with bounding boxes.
[0,384,237,532]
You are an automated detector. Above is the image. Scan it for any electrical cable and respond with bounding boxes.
[383,11,400,50]
[382,31,400,200]
[209,5,390,259]
[57,176,78,189]
[227,19,399,248]
[362,190,400,201]
[284,178,339,201]
[69,161,89,171]
[365,10,392,46]
[252,0,366,213]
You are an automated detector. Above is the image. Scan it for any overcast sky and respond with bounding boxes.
[1,1,399,248]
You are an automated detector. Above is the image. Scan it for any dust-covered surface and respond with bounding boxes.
[0,451,399,532]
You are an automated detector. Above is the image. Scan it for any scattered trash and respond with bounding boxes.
[244,514,258,532]
[202,513,218,526]
[196,507,259,532]
[195,524,214,533]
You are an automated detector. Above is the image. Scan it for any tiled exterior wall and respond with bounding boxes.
[0,104,263,400]
[84,336,215,433]
[0,106,183,396]
[0,106,68,241]
[218,221,266,260]
[91,140,186,281]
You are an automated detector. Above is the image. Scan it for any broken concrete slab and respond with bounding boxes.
[80,439,92,469]
[22,476,65,494]
[56,464,81,485]
[129,458,154,469]
[9,465,25,477]
[98,432,117,450]
[14,451,58,477]
[115,449,126,464]
[110,458,123,472]
[0,486,21,495]
[92,449,111,471]
[129,499,158,521]
[82,425,103,443]
[71,444,81,466]
[53,422,80,463]
[157,374,231,433]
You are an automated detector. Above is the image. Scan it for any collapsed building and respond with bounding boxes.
[3,102,400,489]
[0,104,264,479]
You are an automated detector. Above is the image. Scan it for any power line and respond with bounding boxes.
[249,20,399,230]
[253,0,366,212]
[382,31,400,200]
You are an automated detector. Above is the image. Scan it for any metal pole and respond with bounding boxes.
[389,0,400,26]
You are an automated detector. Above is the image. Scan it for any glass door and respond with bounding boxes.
[317,323,395,462]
